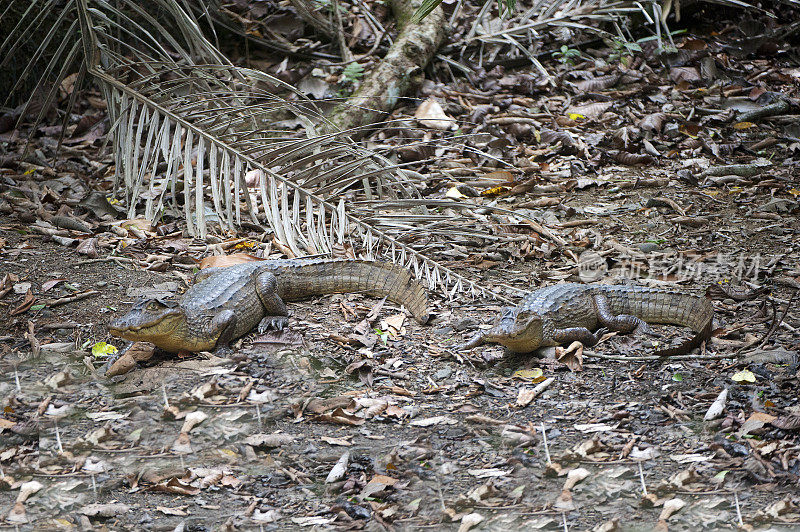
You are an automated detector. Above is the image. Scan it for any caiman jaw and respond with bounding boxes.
[108,302,183,342]
[483,315,544,353]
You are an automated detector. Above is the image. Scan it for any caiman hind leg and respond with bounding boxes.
[253,271,290,333]
[593,294,656,336]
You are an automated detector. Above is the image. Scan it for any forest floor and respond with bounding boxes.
[2,1,800,531]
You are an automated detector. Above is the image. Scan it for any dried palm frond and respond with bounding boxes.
[26,0,513,302]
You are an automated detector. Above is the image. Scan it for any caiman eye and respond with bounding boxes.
[147,301,160,310]
[517,310,531,321]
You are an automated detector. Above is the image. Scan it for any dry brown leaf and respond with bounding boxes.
[198,254,262,269]
[243,433,294,449]
[770,415,800,430]
[415,98,455,130]
[81,503,131,517]
[121,218,154,232]
[555,341,583,371]
[320,436,352,446]
[315,407,365,426]
[151,477,200,496]
[157,506,188,516]
[360,474,399,500]
[10,289,36,316]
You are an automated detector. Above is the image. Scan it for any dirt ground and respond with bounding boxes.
[2,171,799,530]
[3,0,800,529]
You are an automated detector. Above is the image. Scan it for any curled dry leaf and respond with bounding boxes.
[171,433,193,454]
[410,415,457,427]
[106,342,156,376]
[151,477,200,496]
[243,433,294,449]
[457,512,485,532]
[658,498,686,520]
[553,489,576,511]
[770,415,800,430]
[180,411,208,433]
[315,407,365,426]
[325,451,349,483]
[76,237,99,258]
[555,342,583,371]
[415,98,455,130]
[563,467,590,490]
[81,503,131,517]
[16,481,43,503]
[467,468,511,478]
[10,289,36,316]
[157,506,188,516]
[703,388,728,421]
[567,101,614,120]
[359,474,398,500]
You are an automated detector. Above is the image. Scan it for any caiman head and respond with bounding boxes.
[108,298,185,349]
[482,307,544,353]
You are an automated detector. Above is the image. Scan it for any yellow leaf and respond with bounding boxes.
[24,168,36,175]
[480,185,510,197]
[764,399,775,408]
[91,341,118,358]
[568,113,585,121]
[513,368,545,383]
[233,240,258,249]
[789,188,800,197]
[445,186,466,200]
[733,121,755,130]
[732,369,756,383]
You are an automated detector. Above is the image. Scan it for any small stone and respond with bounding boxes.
[637,242,660,253]
[96,281,108,288]
[453,317,477,331]
[434,367,452,380]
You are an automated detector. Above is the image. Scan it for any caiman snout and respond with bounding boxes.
[108,298,182,338]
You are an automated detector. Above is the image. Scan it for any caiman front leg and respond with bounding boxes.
[459,332,485,350]
[253,271,290,332]
[210,309,237,355]
[553,327,607,346]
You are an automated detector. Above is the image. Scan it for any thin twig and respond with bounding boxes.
[584,352,734,362]
[74,256,137,266]
[757,288,797,349]
[43,291,100,307]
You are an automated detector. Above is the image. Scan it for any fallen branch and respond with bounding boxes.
[327,0,447,133]
[43,291,100,307]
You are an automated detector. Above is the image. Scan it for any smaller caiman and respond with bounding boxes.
[462,283,713,356]
[109,259,429,353]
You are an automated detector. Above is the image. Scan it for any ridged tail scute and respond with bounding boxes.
[276,260,430,324]
[600,285,713,356]
[638,288,713,356]
[654,314,712,356]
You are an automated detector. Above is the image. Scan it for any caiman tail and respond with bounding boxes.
[600,285,713,356]
[275,260,430,324]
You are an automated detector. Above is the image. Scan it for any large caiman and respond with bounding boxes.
[462,283,713,356]
[109,259,429,353]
